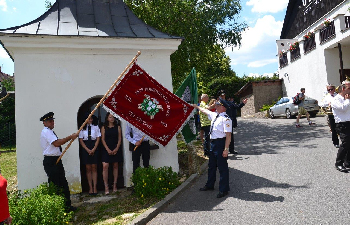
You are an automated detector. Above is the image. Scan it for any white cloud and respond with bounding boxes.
[246,0,288,13]
[0,47,10,59]
[247,58,278,68]
[228,15,283,54]
[0,0,7,11]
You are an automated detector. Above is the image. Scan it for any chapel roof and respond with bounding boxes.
[0,0,180,39]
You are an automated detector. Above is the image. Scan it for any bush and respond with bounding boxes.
[260,98,279,112]
[131,166,180,199]
[8,183,73,225]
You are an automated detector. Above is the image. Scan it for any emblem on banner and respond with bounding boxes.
[138,95,164,119]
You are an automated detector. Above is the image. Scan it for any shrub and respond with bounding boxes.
[260,98,279,112]
[8,183,73,225]
[131,166,180,199]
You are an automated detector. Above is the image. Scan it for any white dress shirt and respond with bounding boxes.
[125,124,149,144]
[207,111,232,139]
[40,127,61,156]
[320,92,337,107]
[79,125,101,140]
[331,94,350,123]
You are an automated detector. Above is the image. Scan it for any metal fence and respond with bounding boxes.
[0,122,16,150]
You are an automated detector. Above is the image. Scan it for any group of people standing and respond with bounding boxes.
[194,90,247,198]
[320,81,350,173]
[78,112,123,195]
[39,111,151,212]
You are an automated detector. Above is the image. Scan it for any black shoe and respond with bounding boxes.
[199,186,214,191]
[217,191,228,198]
[343,164,350,171]
[335,165,349,173]
[229,150,238,154]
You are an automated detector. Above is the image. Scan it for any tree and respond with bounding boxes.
[124,0,247,90]
[45,0,53,9]
[0,77,15,148]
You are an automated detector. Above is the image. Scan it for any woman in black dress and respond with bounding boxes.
[101,112,122,194]
[79,115,101,195]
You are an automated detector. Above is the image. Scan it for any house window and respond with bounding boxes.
[320,20,335,44]
[290,46,301,62]
[345,16,350,29]
[279,52,288,68]
[304,33,316,53]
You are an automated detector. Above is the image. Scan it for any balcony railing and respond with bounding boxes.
[279,52,288,68]
[304,34,316,54]
[290,47,301,62]
[320,21,335,44]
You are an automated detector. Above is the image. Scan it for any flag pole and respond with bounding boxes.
[56,51,142,164]
[133,135,145,151]
[0,93,10,103]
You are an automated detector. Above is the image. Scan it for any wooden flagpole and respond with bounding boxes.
[56,51,142,164]
[0,93,10,102]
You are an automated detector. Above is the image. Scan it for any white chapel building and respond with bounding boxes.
[0,0,182,193]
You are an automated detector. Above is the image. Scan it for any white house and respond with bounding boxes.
[0,0,182,193]
[277,0,350,100]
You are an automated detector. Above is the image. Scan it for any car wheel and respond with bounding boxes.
[286,109,292,119]
[269,109,275,119]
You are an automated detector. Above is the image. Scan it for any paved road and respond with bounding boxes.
[148,116,350,225]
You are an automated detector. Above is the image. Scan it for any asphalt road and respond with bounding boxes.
[148,116,350,225]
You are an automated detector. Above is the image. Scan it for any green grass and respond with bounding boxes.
[74,193,159,224]
[0,150,17,191]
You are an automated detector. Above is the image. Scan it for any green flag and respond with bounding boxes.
[174,68,198,143]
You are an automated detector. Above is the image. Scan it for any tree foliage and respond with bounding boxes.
[124,0,247,90]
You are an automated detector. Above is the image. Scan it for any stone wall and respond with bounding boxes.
[240,94,254,118]
[253,82,282,113]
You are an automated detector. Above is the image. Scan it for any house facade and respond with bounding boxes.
[277,0,350,100]
[0,0,182,193]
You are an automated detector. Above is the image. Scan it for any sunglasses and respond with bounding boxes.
[327,88,334,91]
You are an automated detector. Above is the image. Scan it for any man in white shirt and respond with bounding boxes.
[125,124,150,173]
[193,99,232,198]
[331,83,350,172]
[320,84,339,148]
[40,112,78,211]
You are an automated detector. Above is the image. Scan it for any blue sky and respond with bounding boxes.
[0,0,288,78]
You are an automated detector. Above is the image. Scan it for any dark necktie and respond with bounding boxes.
[52,131,62,152]
[88,125,92,141]
[209,114,220,136]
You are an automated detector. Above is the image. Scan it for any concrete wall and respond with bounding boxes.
[1,36,181,191]
[278,2,350,101]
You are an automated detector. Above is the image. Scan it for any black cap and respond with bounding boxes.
[40,112,54,121]
[216,99,230,109]
[217,90,225,98]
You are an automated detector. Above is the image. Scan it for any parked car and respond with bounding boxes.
[269,97,319,119]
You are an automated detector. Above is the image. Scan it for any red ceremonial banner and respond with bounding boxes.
[103,63,194,146]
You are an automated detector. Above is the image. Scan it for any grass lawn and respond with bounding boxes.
[0,150,17,191]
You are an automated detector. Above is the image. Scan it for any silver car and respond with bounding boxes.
[269,97,319,119]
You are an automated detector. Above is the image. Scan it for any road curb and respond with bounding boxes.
[129,161,208,225]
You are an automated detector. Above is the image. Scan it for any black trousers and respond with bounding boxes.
[328,115,339,146]
[229,128,235,152]
[43,156,71,207]
[335,122,350,167]
[132,141,150,173]
[201,125,211,153]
